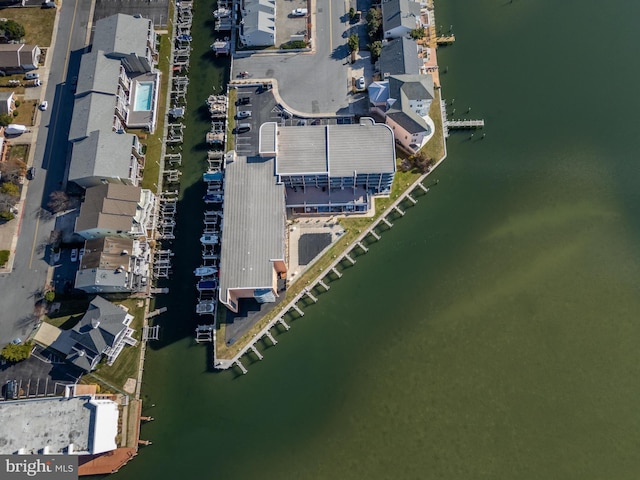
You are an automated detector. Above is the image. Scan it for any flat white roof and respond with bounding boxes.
[0,395,119,455]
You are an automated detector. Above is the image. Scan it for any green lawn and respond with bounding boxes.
[140,34,172,191]
[0,7,56,47]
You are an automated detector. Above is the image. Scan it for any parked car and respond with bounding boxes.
[4,379,18,400]
[79,248,85,262]
[70,248,78,262]
[39,100,48,111]
[356,76,366,90]
[24,72,39,80]
[236,110,251,119]
[42,1,56,8]
[291,8,308,16]
[26,167,36,180]
[236,97,250,106]
[236,123,251,134]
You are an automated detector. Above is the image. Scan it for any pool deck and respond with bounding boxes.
[128,72,160,130]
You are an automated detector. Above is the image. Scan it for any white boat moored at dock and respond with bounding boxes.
[194,266,218,276]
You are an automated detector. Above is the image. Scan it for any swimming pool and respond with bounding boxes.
[134,81,154,111]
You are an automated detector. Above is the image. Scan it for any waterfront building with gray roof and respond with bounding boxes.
[381,0,422,39]
[68,13,158,189]
[219,154,287,313]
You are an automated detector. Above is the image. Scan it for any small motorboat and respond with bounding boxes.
[197,280,218,291]
[196,300,216,314]
[194,266,217,277]
[203,194,223,203]
[200,234,219,245]
[177,34,192,42]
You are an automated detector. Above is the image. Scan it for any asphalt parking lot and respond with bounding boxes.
[94,0,170,27]
[232,85,354,156]
[0,345,78,401]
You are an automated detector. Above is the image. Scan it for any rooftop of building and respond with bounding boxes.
[75,183,142,234]
[93,14,152,60]
[68,130,136,185]
[219,155,285,304]
[0,395,119,455]
[274,119,396,177]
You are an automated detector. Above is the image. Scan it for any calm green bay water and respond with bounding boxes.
[114,0,640,478]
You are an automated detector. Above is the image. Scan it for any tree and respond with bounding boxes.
[0,113,13,127]
[44,291,55,302]
[348,7,356,19]
[410,28,425,40]
[48,190,70,213]
[348,33,359,53]
[1,342,33,363]
[369,40,383,60]
[366,8,382,40]
[0,20,26,42]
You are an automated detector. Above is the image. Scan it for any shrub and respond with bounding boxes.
[0,211,15,221]
[0,113,13,126]
[44,291,55,302]
[1,182,20,197]
[14,100,20,108]
[0,250,9,266]
[410,28,425,40]
[1,342,33,363]
[280,40,307,49]
[12,110,18,117]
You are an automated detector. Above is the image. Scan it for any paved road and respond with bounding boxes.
[234,0,354,115]
[0,0,92,345]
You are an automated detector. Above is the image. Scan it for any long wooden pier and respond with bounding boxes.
[446,119,485,129]
[436,35,456,45]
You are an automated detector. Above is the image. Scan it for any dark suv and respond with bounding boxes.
[27,167,36,180]
[236,97,250,106]
[4,379,18,400]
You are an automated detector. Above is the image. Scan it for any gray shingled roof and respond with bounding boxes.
[242,0,275,45]
[382,0,421,33]
[69,130,135,186]
[93,14,150,59]
[389,73,434,101]
[219,156,285,304]
[75,184,141,233]
[385,74,434,134]
[75,51,121,97]
[69,92,118,142]
[275,121,395,177]
[54,296,128,372]
[378,37,420,76]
